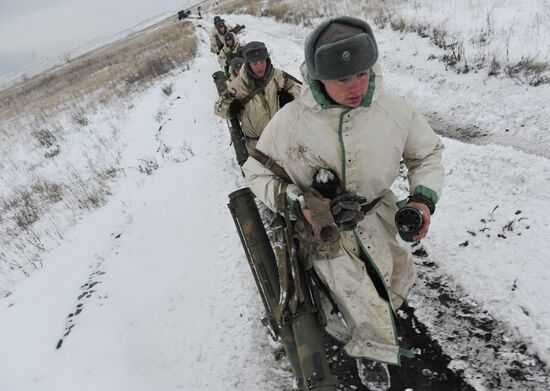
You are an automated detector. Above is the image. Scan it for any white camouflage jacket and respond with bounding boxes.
[214,66,301,143]
[242,63,444,364]
[209,24,234,54]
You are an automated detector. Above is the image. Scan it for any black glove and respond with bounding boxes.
[330,192,367,231]
[277,88,294,108]
[229,99,244,117]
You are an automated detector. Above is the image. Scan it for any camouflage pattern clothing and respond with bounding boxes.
[242,62,444,364]
[214,66,301,150]
[210,23,234,54]
[217,41,243,72]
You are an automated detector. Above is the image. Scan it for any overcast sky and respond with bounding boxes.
[0,0,194,77]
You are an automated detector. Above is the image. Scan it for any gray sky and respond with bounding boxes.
[0,0,194,77]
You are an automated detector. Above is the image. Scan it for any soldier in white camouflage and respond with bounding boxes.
[242,17,445,390]
[227,57,244,82]
[214,41,301,152]
[217,32,243,75]
[210,18,234,55]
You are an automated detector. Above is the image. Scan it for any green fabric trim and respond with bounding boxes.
[353,234,416,365]
[286,188,303,221]
[361,70,376,107]
[308,77,340,109]
[338,108,352,188]
[344,352,401,367]
[286,188,304,208]
[411,185,439,204]
[396,199,408,209]
[399,348,415,359]
[307,69,377,109]
[354,235,397,345]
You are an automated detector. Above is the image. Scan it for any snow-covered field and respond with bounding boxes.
[1,6,549,391]
[0,28,291,390]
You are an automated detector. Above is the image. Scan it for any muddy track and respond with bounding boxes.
[427,113,550,159]
[257,194,549,390]
[316,244,550,390]
[324,303,476,391]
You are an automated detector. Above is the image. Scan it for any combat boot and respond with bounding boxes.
[356,358,391,391]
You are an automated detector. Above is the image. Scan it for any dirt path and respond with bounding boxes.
[325,246,550,390]
[428,113,550,160]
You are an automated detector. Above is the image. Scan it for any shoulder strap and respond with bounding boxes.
[248,148,292,183]
[241,71,275,106]
[282,71,303,86]
[214,34,223,49]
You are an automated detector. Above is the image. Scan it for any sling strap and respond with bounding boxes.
[241,70,276,104]
[360,196,382,214]
[227,80,269,120]
[250,148,383,216]
[248,148,292,183]
[282,71,303,86]
[214,34,223,51]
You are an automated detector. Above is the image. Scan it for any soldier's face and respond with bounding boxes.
[322,70,370,108]
[249,60,267,77]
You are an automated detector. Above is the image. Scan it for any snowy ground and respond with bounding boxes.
[1,12,550,391]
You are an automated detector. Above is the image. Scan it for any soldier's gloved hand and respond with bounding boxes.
[277,88,294,108]
[229,99,244,117]
[330,193,367,231]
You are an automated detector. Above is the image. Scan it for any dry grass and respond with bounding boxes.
[211,0,336,24]
[261,1,330,25]
[390,17,469,72]
[505,57,550,86]
[212,0,255,14]
[0,19,197,120]
[0,15,200,294]
[210,0,410,28]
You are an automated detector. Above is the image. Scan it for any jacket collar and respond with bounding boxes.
[300,62,384,111]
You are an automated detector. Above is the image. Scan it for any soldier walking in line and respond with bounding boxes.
[215,41,301,152]
[227,56,244,82]
[210,16,246,55]
[242,16,444,390]
[217,32,243,76]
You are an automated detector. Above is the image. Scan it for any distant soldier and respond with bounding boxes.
[217,32,243,75]
[210,18,233,54]
[215,41,301,151]
[227,56,244,82]
[242,16,445,390]
[212,57,244,99]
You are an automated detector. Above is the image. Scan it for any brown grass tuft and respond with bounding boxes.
[0,20,197,120]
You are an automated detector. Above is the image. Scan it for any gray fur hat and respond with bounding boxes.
[243,41,269,63]
[305,16,378,80]
[229,56,244,72]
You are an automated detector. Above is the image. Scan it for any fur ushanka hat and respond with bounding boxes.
[305,16,378,80]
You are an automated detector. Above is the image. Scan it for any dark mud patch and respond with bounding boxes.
[256,200,549,390]
[319,244,550,390]
[324,304,475,391]
[427,113,489,143]
[426,112,550,159]
[408,244,550,390]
